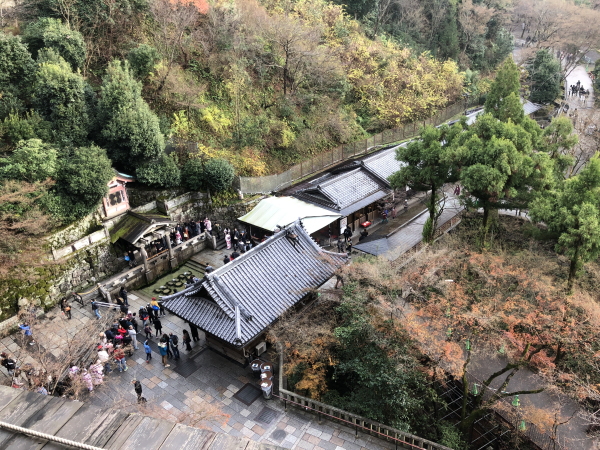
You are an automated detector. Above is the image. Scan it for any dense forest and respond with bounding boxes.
[0,0,517,278]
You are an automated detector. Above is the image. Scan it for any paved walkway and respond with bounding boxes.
[0,277,396,450]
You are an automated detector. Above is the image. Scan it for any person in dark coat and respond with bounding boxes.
[189,323,200,342]
[182,330,192,351]
[119,286,128,306]
[153,317,163,337]
[223,255,230,265]
[146,304,155,321]
[169,332,180,359]
[133,379,145,402]
[343,226,352,240]
[359,229,368,241]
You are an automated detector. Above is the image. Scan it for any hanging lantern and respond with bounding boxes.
[512,394,520,408]
[446,327,453,338]
[472,383,479,395]
[519,420,527,432]
[465,339,471,351]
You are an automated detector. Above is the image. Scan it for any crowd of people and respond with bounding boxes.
[222,227,266,265]
[0,282,205,404]
[130,217,221,260]
[568,80,590,100]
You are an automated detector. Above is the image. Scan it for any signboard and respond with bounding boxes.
[339,217,347,234]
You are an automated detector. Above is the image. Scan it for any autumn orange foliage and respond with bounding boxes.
[169,0,209,14]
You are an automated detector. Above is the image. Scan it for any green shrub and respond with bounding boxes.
[0,32,36,91]
[45,145,114,222]
[181,158,205,191]
[1,111,52,145]
[203,158,234,193]
[98,60,165,170]
[22,18,86,71]
[136,152,181,188]
[32,54,90,145]
[127,44,160,80]
[0,138,57,182]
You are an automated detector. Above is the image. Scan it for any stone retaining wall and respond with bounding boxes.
[46,212,104,250]
[51,229,110,260]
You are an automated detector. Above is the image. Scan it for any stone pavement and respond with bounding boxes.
[0,289,397,450]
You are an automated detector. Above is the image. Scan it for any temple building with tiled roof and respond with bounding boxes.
[161,221,347,363]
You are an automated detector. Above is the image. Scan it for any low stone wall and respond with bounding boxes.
[126,187,186,208]
[51,229,110,260]
[131,200,158,214]
[158,192,209,220]
[46,212,104,250]
[101,234,209,295]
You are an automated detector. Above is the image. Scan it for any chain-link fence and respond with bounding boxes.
[239,100,478,194]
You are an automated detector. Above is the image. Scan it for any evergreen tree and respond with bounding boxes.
[530,156,600,292]
[0,139,57,182]
[447,113,545,245]
[203,158,235,193]
[181,158,205,191]
[436,2,459,61]
[484,57,521,120]
[389,124,460,242]
[136,153,181,188]
[22,18,86,71]
[541,116,579,180]
[0,32,36,92]
[528,49,561,104]
[45,145,114,222]
[97,60,164,171]
[32,51,90,146]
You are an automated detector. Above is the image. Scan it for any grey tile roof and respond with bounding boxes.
[109,211,175,245]
[294,168,390,212]
[522,100,544,115]
[361,146,407,185]
[162,222,346,346]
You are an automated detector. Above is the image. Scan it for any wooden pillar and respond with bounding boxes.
[164,230,177,270]
[139,245,152,284]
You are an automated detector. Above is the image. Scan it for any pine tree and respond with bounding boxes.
[530,156,600,292]
[389,124,460,242]
[528,49,561,104]
[484,57,521,120]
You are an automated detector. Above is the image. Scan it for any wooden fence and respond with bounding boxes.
[276,389,453,450]
[239,99,478,194]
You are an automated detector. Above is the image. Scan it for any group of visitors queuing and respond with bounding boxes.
[172,218,216,245]
[222,227,264,264]
[69,360,105,392]
[224,227,254,251]
[568,80,589,99]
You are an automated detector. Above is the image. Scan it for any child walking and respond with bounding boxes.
[143,340,152,363]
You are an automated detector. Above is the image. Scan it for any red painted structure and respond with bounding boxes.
[102,172,135,219]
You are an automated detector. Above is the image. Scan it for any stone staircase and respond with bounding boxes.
[215,235,227,250]
[187,257,209,275]
[0,385,284,450]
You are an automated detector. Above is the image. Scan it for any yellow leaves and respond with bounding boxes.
[294,362,329,399]
[200,106,231,136]
[348,50,464,126]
